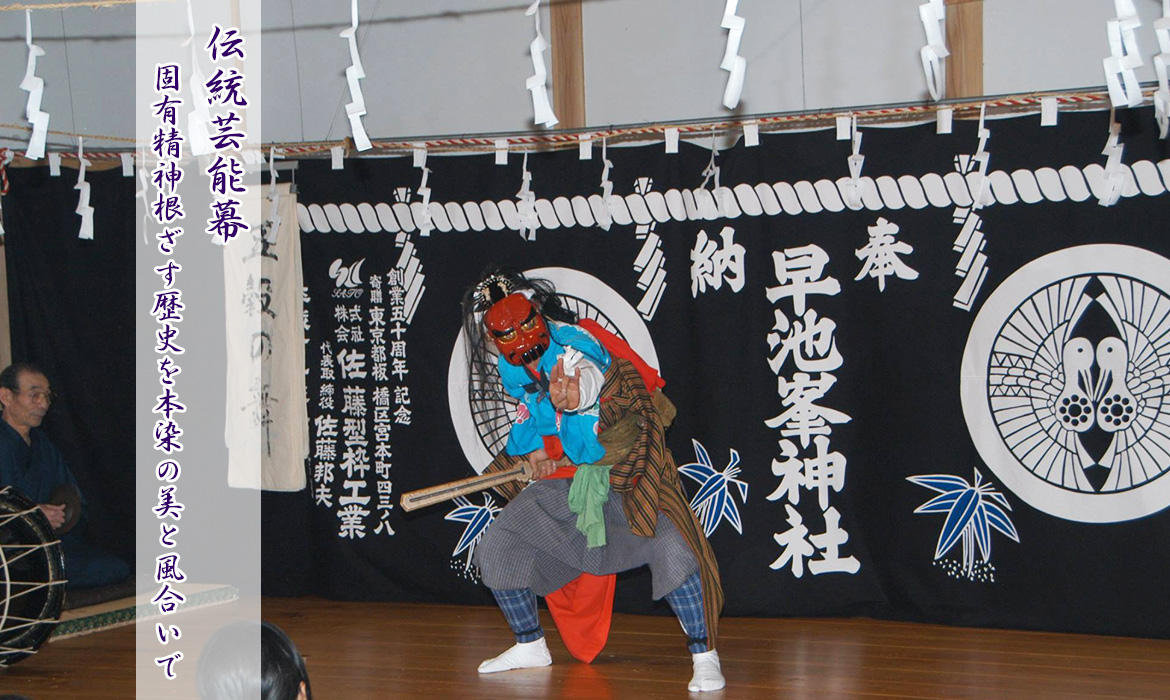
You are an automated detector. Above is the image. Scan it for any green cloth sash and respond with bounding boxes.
[568,464,612,548]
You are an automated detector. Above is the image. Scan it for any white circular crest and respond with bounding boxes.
[961,245,1170,522]
[448,268,658,473]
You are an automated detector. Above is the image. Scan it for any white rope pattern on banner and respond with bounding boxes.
[295,158,1170,234]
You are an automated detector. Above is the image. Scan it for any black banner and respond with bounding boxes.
[287,107,1170,638]
[2,167,136,563]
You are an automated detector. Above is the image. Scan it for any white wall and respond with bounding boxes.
[0,0,1165,152]
[0,4,134,151]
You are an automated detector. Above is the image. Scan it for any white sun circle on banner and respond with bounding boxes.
[447,267,658,473]
[961,245,1170,523]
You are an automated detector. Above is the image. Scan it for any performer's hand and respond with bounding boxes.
[38,503,66,529]
[524,449,558,481]
[548,358,581,411]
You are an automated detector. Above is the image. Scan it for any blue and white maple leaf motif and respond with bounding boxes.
[679,438,749,537]
[445,493,501,570]
[907,468,1020,578]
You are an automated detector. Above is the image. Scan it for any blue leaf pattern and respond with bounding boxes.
[983,501,1020,542]
[445,495,500,562]
[914,491,962,514]
[908,468,1020,577]
[907,474,971,493]
[936,488,979,559]
[680,439,749,537]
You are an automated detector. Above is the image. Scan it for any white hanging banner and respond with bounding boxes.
[919,0,949,101]
[341,0,373,151]
[75,138,94,240]
[20,10,50,160]
[225,183,307,490]
[720,0,747,109]
[525,0,559,128]
[1103,0,1144,108]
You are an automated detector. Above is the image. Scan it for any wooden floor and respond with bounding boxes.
[4,596,1170,699]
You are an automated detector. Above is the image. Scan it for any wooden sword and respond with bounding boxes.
[399,465,529,512]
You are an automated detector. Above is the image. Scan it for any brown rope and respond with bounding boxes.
[0,86,1149,166]
[0,0,168,11]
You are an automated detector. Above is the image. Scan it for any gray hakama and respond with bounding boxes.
[473,478,698,599]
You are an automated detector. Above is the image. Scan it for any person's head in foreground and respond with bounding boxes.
[196,620,311,700]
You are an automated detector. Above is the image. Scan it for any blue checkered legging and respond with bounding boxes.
[491,571,709,652]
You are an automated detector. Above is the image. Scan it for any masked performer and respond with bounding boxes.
[463,269,725,692]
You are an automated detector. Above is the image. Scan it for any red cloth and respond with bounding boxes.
[544,573,616,663]
[539,466,613,662]
[542,435,564,461]
[578,318,665,393]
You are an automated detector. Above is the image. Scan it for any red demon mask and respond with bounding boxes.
[484,293,550,366]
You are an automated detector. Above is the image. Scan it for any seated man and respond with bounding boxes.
[0,363,129,589]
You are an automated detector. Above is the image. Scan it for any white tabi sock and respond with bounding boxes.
[688,649,725,692]
[477,637,553,674]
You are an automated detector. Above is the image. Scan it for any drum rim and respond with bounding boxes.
[0,485,67,667]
